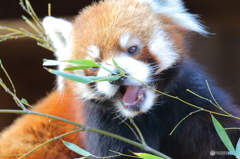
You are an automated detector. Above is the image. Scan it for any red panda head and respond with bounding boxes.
[43,0,207,117]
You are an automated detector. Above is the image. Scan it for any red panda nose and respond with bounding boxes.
[109,71,127,85]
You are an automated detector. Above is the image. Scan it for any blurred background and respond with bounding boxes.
[0,0,240,130]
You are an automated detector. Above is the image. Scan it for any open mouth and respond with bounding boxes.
[116,85,146,111]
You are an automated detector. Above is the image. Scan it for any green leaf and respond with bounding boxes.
[43,59,60,66]
[211,115,235,152]
[47,69,120,83]
[88,76,120,82]
[21,98,29,105]
[64,66,91,71]
[112,58,125,75]
[48,69,93,83]
[133,153,164,159]
[66,59,99,67]
[62,140,92,157]
[66,59,117,75]
[235,138,240,157]
[98,65,115,74]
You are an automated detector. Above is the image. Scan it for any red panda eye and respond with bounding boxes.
[91,67,99,71]
[127,46,138,55]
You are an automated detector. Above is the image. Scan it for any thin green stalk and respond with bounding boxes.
[118,116,141,142]
[0,26,44,42]
[0,60,16,95]
[0,80,27,111]
[22,15,41,34]
[48,3,51,16]
[18,129,82,159]
[205,80,221,109]
[19,0,44,32]
[37,42,54,52]
[109,150,140,158]
[87,127,170,159]
[187,89,233,117]
[129,118,146,145]
[126,75,240,120]
[0,0,54,52]
[169,109,202,135]
[225,127,240,130]
[0,109,171,159]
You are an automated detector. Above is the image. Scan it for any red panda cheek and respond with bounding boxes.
[158,15,187,55]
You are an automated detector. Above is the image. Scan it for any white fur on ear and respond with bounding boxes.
[42,16,73,91]
[42,16,72,58]
[137,0,208,35]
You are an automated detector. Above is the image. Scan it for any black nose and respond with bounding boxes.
[109,72,127,85]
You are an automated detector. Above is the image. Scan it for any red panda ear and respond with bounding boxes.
[42,16,72,58]
[174,25,193,34]
[42,16,73,91]
[137,0,208,35]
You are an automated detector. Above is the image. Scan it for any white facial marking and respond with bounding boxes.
[94,54,156,117]
[119,33,141,50]
[74,82,95,100]
[115,98,139,117]
[73,54,152,102]
[95,80,119,99]
[114,84,155,117]
[119,34,131,49]
[140,89,155,113]
[96,55,151,98]
[87,45,100,59]
[149,27,179,73]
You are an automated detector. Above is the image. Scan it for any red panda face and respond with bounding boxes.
[42,0,207,117]
[70,0,180,117]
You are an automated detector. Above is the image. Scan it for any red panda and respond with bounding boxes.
[0,0,240,158]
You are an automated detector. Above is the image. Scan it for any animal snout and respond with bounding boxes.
[109,71,127,85]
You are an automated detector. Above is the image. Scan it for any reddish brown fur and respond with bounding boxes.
[0,88,85,159]
[0,0,201,158]
[134,46,159,65]
[159,15,187,55]
[70,0,187,76]
[71,0,164,60]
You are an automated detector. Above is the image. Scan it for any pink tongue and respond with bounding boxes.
[122,86,140,104]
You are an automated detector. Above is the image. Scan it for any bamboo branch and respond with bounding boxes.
[0,109,171,159]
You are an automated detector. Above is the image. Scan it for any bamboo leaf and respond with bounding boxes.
[66,59,99,67]
[43,59,60,66]
[47,69,93,83]
[65,59,117,74]
[62,140,92,157]
[88,76,120,82]
[112,58,125,75]
[211,115,235,152]
[47,69,120,83]
[133,153,164,159]
[235,138,240,157]
[64,66,91,71]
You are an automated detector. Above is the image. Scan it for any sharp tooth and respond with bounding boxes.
[124,102,132,106]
